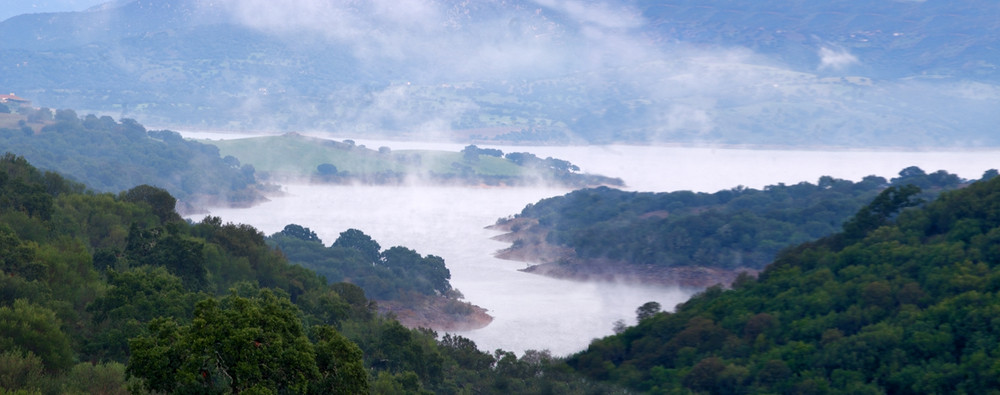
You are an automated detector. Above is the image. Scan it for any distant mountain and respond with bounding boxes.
[637,1,1000,80]
[1,0,998,147]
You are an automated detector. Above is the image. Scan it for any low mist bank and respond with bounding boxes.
[185,129,1000,191]
[186,136,1000,356]
[195,183,695,356]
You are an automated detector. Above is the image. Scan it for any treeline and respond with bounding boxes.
[0,110,263,207]
[0,153,621,394]
[461,144,624,188]
[269,225,453,301]
[570,174,1000,393]
[507,166,983,270]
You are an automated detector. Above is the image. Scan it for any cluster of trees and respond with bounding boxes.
[11,134,1000,393]
[508,166,974,270]
[570,174,1000,393]
[459,144,622,188]
[0,153,623,394]
[0,110,264,207]
[269,225,453,301]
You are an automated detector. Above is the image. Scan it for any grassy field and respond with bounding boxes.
[206,134,402,175]
[203,133,525,180]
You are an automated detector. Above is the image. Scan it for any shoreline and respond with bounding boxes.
[173,129,1000,153]
[489,218,756,289]
[377,296,494,332]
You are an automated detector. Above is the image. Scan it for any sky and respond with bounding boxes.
[0,0,109,22]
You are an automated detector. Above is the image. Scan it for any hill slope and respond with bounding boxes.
[568,171,1000,393]
[0,110,264,208]
[495,167,980,286]
[0,153,622,394]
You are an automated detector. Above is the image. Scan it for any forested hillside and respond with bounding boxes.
[269,225,492,331]
[0,154,619,394]
[497,167,983,283]
[569,174,1000,393]
[0,109,263,208]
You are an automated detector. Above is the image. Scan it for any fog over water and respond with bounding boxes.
[200,183,695,357]
[185,131,1000,356]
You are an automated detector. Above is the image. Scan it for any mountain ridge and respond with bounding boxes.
[2,0,998,146]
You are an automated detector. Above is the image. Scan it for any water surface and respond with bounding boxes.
[187,131,1000,356]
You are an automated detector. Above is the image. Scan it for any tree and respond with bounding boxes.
[54,109,79,124]
[0,300,74,372]
[223,155,241,169]
[982,169,999,181]
[841,184,922,241]
[317,163,338,176]
[280,224,322,243]
[128,289,321,394]
[505,152,539,166]
[636,301,661,322]
[462,145,480,162]
[332,229,381,264]
[311,325,369,394]
[613,319,628,334]
[119,184,181,224]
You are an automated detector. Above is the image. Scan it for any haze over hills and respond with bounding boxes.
[1,0,998,147]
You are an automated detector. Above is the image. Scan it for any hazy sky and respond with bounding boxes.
[0,0,109,22]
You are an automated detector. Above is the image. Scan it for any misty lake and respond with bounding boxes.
[185,132,1000,356]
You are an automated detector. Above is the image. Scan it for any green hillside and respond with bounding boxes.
[500,167,973,275]
[0,109,264,208]
[568,172,1000,393]
[0,154,623,393]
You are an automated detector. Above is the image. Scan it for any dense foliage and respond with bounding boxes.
[570,173,1000,393]
[509,166,971,270]
[0,153,619,394]
[0,110,262,206]
[270,225,453,300]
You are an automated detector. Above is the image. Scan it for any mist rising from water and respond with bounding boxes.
[186,135,1000,356]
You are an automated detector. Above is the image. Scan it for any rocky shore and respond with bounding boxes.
[490,217,756,288]
[378,295,494,332]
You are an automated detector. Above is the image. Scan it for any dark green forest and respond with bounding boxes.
[0,153,619,394]
[570,174,1000,393]
[0,109,264,207]
[269,226,453,301]
[8,139,1000,393]
[506,166,980,271]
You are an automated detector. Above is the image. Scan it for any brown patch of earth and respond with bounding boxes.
[377,294,494,332]
[489,217,756,288]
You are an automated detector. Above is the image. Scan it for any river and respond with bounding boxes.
[184,131,1000,356]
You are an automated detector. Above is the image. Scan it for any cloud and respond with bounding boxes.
[818,47,859,70]
[204,0,997,146]
[529,0,643,29]
[215,0,654,80]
